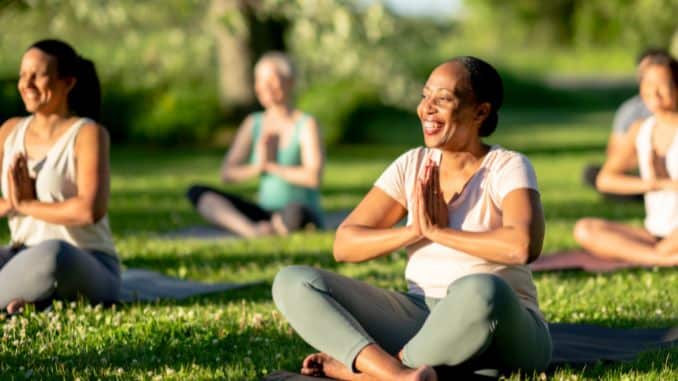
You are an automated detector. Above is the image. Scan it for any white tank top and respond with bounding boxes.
[635,116,678,237]
[1,116,117,256]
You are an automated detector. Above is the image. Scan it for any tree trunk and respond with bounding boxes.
[209,0,255,114]
[208,0,288,120]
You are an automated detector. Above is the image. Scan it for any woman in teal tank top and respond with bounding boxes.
[187,52,324,237]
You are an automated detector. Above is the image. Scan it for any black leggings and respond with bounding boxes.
[186,184,323,230]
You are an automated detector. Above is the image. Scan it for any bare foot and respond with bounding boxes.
[301,353,355,380]
[405,366,437,381]
[6,299,26,315]
[253,221,275,236]
[271,213,289,236]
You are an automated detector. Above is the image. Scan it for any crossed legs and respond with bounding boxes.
[272,266,551,380]
[0,240,120,312]
[571,218,678,267]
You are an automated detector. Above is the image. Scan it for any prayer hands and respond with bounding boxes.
[256,130,279,173]
[7,153,36,210]
[412,158,448,239]
[649,149,670,180]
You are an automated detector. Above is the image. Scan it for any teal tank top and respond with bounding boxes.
[249,112,323,224]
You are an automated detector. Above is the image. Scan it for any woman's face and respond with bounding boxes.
[18,48,73,115]
[417,62,484,149]
[254,61,289,108]
[640,64,677,113]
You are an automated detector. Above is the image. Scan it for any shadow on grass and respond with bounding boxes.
[548,347,677,377]
[123,250,339,274]
[0,322,311,380]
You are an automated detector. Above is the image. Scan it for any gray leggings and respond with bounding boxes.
[273,266,552,374]
[0,239,121,309]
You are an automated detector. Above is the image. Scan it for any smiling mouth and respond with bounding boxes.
[422,121,444,136]
[22,90,40,101]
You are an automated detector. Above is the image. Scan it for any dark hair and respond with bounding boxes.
[449,56,503,137]
[29,39,101,121]
[638,50,678,87]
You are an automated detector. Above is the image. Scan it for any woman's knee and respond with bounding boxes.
[445,274,512,319]
[11,240,73,293]
[30,240,74,272]
[186,185,212,207]
[272,265,326,310]
[573,218,604,245]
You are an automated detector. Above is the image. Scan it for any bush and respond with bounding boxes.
[102,81,221,145]
[0,77,25,122]
[297,79,382,145]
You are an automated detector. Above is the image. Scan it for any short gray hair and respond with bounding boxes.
[255,51,296,81]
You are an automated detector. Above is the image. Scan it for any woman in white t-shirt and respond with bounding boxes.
[536,51,678,270]
[273,57,551,380]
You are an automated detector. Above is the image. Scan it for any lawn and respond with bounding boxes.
[0,109,676,380]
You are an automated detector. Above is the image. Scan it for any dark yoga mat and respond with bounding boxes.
[262,323,678,380]
[120,269,259,302]
[529,251,655,273]
[161,211,352,240]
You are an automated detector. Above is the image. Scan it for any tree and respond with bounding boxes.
[208,0,287,118]
[463,0,678,51]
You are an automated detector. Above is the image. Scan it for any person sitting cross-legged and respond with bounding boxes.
[272,56,552,380]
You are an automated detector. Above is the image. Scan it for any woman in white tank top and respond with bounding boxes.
[0,40,120,314]
[566,52,678,267]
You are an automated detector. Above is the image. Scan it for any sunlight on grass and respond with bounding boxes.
[0,109,675,380]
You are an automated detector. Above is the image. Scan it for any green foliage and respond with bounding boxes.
[297,79,382,145]
[0,0,669,146]
[0,0,218,143]
[463,0,678,51]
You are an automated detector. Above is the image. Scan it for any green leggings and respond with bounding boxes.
[273,266,552,375]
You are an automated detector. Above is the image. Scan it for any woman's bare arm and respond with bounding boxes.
[423,188,545,265]
[221,115,261,182]
[0,118,22,217]
[333,187,420,263]
[15,123,110,226]
[597,121,656,194]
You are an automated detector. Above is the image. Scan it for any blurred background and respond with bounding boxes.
[0,0,677,147]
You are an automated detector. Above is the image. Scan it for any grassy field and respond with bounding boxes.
[0,109,676,380]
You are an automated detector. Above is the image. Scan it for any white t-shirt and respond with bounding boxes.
[375,145,542,316]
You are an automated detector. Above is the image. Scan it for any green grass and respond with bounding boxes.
[0,109,676,380]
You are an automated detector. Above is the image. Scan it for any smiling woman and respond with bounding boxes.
[0,39,120,314]
[537,50,678,269]
[186,51,325,238]
[272,56,551,380]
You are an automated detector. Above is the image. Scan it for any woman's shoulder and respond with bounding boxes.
[385,147,430,174]
[396,146,428,163]
[74,119,110,147]
[485,146,534,171]
[632,115,655,133]
[0,117,27,147]
[0,117,26,135]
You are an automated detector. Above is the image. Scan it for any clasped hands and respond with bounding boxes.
[255,130,279,173]
[410,158,448,240]
[648,150,678,191]
[1,154,36,216]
